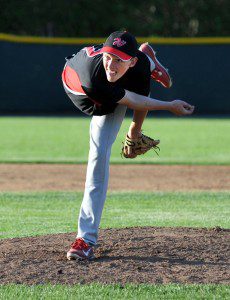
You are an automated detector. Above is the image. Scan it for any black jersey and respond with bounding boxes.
[62,44,151,116]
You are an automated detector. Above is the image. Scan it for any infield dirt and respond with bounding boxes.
[1,164,229,285]
[0,164,229,191]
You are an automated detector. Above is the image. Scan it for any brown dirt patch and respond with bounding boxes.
[1,227,229,285]
[0,164,229,191]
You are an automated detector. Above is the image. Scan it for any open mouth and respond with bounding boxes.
[107,70,116,76]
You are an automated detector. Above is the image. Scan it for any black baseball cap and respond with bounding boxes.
[101,31,138,61]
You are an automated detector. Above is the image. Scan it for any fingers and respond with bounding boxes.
[174,100,194,116]
[125,153,137,158]
[182,103,195,115]
[171,100,195,116]
[183,102,194,110]
[124,146,137,158]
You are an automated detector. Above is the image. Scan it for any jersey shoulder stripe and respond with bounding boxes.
[83,45,103,57]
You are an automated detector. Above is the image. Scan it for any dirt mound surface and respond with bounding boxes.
[1,227,229,285]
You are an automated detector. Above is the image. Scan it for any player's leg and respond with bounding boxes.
[77,104,127,245]
[67,104,126,260]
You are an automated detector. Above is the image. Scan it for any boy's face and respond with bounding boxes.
[103,53,137,82]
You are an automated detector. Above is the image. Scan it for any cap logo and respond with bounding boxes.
[113,38,126,47]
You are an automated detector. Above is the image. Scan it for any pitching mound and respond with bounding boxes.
[1,227,229,285]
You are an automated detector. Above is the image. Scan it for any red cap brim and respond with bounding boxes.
[101,46,132,61]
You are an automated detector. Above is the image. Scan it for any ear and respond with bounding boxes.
[129,57,138,68]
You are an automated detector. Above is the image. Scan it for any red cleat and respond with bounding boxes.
[67,238,94,260]
[139,42,172,88]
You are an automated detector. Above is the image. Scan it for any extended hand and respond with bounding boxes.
[170,100,195,116]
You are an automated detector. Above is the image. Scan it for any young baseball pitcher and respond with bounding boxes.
[62,31,194,260]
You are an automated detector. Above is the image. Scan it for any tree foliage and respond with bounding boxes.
[1,0,229,37]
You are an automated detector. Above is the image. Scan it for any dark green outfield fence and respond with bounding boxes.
[0,35,230,115]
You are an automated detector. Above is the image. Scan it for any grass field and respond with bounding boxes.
[1,283,229,300]
[1,191,229,239]
[0,117,229,164]
[1,116,229,299]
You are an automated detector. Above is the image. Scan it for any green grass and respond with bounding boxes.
[1,191,229,239]
[0,284,229,300]
[0,117,229,164]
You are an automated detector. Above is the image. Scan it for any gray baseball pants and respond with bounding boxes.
[77,104,127,245]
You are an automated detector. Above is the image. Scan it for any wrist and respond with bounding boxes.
[160,100,173,111]
[127,129,142,139]
[167,101,173,112]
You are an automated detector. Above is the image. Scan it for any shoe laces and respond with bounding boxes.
[142,134,160,154]
[152,69,163,78]
[71,238,90,250]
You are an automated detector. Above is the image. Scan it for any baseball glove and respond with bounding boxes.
[121,133,160,159]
